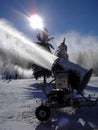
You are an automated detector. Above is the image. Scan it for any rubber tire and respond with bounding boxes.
[35,105,50,121]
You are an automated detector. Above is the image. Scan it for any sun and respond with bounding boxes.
[28,14,44,30]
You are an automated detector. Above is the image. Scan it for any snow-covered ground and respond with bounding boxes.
[0,78,98,130]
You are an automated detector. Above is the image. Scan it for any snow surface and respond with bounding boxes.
[0,78,98,130]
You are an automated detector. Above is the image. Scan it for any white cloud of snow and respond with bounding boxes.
[55,31,98,53]
[54,31,98,68]
[0,19,57,76]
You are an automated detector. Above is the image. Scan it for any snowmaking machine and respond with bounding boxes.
[35,57,98,121]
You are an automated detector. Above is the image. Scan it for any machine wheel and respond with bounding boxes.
[35,105,51,121]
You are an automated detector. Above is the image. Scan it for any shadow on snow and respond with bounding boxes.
[24,83,47,100]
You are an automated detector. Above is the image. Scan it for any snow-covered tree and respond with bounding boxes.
[56,38,69,60]
[76,52,84,67]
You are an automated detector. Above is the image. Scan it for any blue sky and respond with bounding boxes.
[0,0,98,72]
[0,0,98,38]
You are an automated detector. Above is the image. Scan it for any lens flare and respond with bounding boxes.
[28,14,44,30]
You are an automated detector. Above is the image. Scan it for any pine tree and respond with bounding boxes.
[36,28,54,52]
[56,38,68,60]
[77,52,84,66]
[32,28,54,83]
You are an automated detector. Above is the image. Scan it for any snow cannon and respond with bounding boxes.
[52,58,93,93]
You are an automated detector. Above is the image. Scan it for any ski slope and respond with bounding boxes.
[0,78,98,130]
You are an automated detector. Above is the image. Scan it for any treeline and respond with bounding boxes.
[76,49,98,76]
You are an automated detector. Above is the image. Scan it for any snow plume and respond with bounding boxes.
[0,19,57,76]
[55,31,98,69]
[14,65,33,78]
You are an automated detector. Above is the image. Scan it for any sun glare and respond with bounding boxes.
[29,14,44,30]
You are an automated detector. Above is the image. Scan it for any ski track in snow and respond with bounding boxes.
[0,78,98,130]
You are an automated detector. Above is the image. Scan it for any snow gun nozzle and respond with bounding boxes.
[52,58,93,92]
